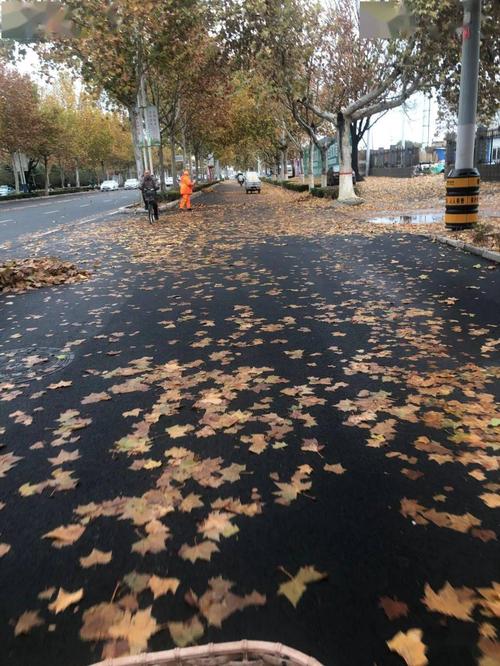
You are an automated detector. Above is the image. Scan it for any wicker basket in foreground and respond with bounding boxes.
[90,640,324,666]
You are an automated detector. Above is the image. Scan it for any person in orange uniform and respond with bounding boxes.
[179,169,194,211]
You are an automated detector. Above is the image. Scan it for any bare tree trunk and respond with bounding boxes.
[337,113,357,201]
[320,147,328,187]
[308,139,315,190]
[195,152,199,180]
[170,133,177,186]
[75,161,80,188]
[11,154,20,193]
[128,105,144,179]
[300,152,305,183]
[44,156,50,195]
[60,161,66,188]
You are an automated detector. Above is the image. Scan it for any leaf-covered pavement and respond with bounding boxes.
[0,182,499,666]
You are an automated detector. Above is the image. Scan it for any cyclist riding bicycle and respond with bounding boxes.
[139,170,159,220]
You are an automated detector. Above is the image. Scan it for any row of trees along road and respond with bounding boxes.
[2,0,497,200]
[0,65,133,193]
[217,0,499,201]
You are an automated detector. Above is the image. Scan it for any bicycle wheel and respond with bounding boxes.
[148,202,155,224]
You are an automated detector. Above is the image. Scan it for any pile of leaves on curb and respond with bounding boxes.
[0,257,90,294]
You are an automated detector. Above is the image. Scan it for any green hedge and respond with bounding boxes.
[0,186,94,201]
[261,178,310,193]
[156,180,219,202]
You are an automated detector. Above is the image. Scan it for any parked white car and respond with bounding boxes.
[245,171,261,193]
[164,176,174,187]
[100,180,119,191]
[123,178,139,189]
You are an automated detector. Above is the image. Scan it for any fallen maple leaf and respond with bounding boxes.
[79,548,112,568]
[480,493,500,509]
[81,392,111,404]
[387,629,428,666]
[48,449,80,466]
[379,596,409,620]
[47,380,72,390]
[198,511,239,541]
[0,452,23,478]
[278,566,327,607]
[108,607,158,654]
[14,610,44,635]
[132,520,169,555]
[191,577,266,627]
[324,463,346,475]
[42,524,85,548]
[301,438,325,456]
[422,582,477,621]
[0,542,11,557]
[49,587,83,614]
[165,424,195,439]
[179,541,219,563]
[180,493,204,513]
[148,575,180,599]
[168,615,204,647]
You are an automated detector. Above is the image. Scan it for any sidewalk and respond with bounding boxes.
[1,181,498,666]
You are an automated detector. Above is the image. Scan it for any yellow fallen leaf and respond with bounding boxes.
[148,575,180,599]
[49,587,84,614]
[422,582,477,620]
[387,629,428,666]
[168,615,204,647]
[165,424,195,438]
[278,566,327,607]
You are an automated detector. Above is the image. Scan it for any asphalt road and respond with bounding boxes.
[0,188,139,247]
[0,182,499,666]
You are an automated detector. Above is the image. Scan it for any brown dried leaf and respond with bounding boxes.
[379,596,409,620]
[79,548,112,568]
[179,540,219,564]
[14,610,44,635]
[42,524,85,548]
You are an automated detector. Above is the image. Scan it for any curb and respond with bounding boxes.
[422,233,500,264]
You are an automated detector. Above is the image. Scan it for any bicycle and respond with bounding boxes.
[143,187,158,224]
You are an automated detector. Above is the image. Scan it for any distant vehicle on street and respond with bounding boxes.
[100,180,119,191]
[124,178,139,189]
[0,185,15,196]
[245,171,261,194]
[164,176,174,187]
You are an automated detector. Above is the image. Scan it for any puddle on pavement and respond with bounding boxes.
[368,213,442,225]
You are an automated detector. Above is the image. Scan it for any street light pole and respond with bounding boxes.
[445,0,482,229]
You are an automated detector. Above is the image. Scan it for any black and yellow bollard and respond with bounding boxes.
[445,167,479,229]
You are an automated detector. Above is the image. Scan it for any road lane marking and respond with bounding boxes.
[0,219,13,223]
[42,210,59,214]
[80,203,91,207]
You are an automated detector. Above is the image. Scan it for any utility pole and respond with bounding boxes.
[445,0,481,229]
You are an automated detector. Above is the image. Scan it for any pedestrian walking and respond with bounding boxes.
[179,169,194,211]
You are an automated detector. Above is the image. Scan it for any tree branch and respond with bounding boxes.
[352,78,421,120]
